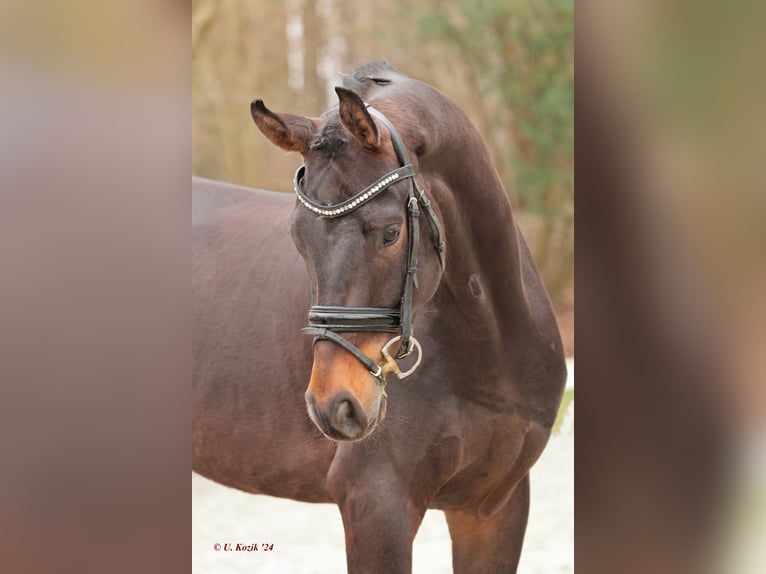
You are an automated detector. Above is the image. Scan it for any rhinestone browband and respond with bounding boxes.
[293,164,416,218]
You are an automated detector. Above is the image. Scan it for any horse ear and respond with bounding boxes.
[335,87,380,150]
[251,100,316,154]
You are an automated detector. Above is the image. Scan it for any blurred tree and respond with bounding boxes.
[406,0,574,300]
[193,0,296,190]
[302,0,324,114]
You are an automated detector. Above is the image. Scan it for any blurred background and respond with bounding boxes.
[192,2,574,572]
[191,0,574,354]
[6,1,764,573]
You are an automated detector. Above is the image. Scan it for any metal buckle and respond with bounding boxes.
[380,336,422,379]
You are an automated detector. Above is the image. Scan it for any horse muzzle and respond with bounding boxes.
[304,334,391,441]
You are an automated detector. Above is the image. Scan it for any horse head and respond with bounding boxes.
[252,86,444,441]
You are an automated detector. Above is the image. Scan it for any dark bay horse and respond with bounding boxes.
[193,62,566,573]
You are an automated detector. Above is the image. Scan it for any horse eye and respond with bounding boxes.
[382,226,401,246]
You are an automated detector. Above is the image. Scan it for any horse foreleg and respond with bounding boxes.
[330,475,424,574]
[445,473,530,574]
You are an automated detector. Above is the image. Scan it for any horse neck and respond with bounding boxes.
[422,129,531,344]
[375,85,532,340]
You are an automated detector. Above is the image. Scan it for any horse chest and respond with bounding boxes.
[432,405,537,511]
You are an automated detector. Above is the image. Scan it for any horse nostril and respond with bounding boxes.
[332,399,352,428]
[328,393,367,440]
[304,389,373,441]
[331,399,357,437]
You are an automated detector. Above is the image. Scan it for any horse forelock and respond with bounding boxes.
[310,120,347,154]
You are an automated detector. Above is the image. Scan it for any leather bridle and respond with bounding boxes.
[294,104,445,386]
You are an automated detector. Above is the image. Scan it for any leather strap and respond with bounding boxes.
[366,107,422,358]
[398,188,419,355]
[302,327,385,383]
[416,184,446,269]
[307,306,401,332]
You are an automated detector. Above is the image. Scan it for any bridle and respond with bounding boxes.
[294,104,445,387]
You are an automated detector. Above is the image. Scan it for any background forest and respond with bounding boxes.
[192,0,573,351]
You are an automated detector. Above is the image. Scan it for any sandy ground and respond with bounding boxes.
[192,431,573,573]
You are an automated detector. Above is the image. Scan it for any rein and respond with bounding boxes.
[294,104,445,385]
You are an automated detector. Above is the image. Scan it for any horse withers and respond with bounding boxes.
[193,62,566,573]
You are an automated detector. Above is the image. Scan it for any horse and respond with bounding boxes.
[192,61,566,573]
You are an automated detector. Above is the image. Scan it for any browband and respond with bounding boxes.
[294,164,416,217]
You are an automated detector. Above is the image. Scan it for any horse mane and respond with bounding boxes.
[340,61,406,98]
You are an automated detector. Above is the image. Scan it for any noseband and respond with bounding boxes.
[294,105,445,385]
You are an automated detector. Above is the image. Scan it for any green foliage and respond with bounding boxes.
[553,388,574,435]
[415,0,573,216]
[410,0,573,301]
